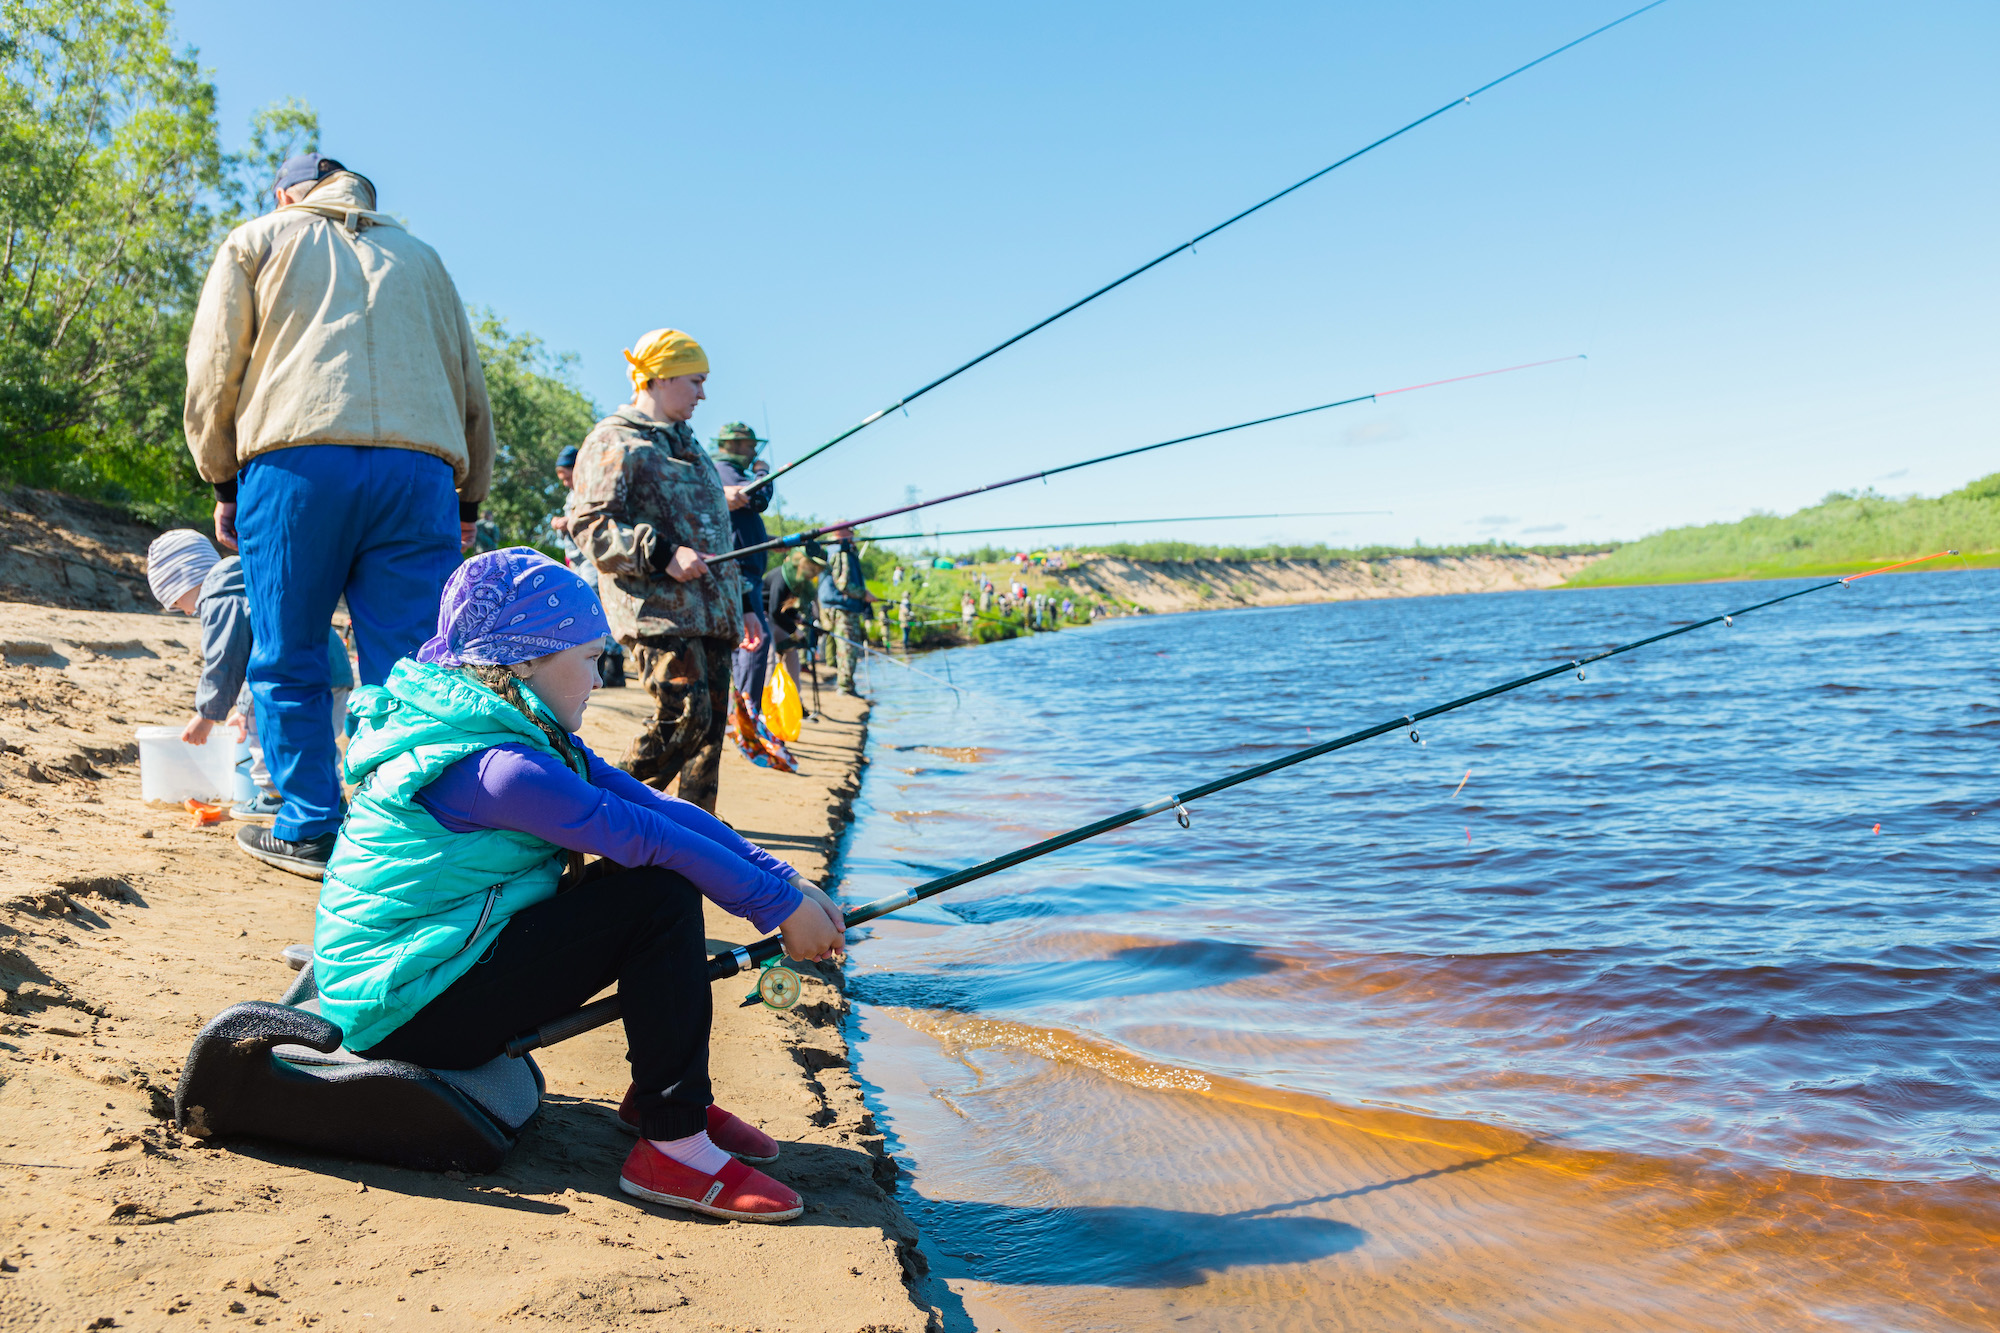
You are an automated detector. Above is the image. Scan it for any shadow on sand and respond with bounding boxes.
[909,1194,1365,1288]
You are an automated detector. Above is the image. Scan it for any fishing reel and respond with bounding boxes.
[740,957,804,1011]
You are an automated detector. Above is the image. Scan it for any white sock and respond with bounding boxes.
[649,1129,729,1176]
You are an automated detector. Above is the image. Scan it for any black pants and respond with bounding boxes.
[358,865,712,1139]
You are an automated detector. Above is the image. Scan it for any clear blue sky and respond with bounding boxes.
[174,0,1996,550]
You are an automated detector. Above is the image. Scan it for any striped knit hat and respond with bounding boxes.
[146,529,219,610]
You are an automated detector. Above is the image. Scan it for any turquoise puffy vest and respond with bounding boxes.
[312,659,581,1052]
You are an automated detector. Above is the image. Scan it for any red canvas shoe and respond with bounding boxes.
[617,1140,802,1222]
[703,1104,781,1164]
[615,1087,781,1164]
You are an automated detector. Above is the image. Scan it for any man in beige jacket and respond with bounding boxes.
[183,152,494,877]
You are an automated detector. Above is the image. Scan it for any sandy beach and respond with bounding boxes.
[0,585,937,1331]
[9,489,1998,1333]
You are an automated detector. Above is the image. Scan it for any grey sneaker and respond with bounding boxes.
[232,790,284,822]
[236,825,335,880]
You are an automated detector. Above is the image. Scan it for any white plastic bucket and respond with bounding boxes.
[136,726,236,804]
[233,751,260,805]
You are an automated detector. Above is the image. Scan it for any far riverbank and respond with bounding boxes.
[861,548,1609,651]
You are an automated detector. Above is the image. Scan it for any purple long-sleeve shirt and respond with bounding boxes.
[415,742,804,932]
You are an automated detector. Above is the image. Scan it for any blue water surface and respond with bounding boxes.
[836,570,2000,1183]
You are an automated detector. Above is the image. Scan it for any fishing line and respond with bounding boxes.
[504,548,1954,1057]
[744,1,1669,496]
[713,356,1579,566]
[814,622,968,704]
[860,510,1391,544]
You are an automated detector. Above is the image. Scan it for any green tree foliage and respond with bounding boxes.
[0,4,594,540]
[0,1,331,518]
[0,0,237,512]
[473,309,599,551]
[1566,476,2000,586]
[233,95,314,201]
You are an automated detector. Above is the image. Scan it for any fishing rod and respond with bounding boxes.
[862,510,1391,544]
[743,1,1668,497]
[712,356,1579,566]
[503,547,1956,1059]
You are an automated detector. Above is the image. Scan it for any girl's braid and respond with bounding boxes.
[465,663,587,888]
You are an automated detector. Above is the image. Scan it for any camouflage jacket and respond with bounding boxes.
[818,540,870,614]
[830,541,868,603]
[568,407,742,643]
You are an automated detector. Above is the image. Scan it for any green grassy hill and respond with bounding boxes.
[1565,475,2000,587]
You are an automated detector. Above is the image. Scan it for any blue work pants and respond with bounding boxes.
[237,445,460,840]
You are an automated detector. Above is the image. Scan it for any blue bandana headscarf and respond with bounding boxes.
[416,548,608,667]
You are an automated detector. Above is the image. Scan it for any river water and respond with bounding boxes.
[832,571,2000,1330]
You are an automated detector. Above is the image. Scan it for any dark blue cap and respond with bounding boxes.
[556,446,579,468]
[274,152,347,193]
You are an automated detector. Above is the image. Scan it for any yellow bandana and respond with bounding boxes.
[623,328,709,391]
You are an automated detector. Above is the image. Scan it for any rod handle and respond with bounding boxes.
[502,936,795,1058]
[708,936,787,980]
[504,995,621,1058]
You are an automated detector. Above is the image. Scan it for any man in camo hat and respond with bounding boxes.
[710,422,776,710]
[816,526,873,696]
[568,329,760,811]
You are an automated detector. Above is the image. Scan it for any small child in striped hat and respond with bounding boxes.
[145,529,353,820]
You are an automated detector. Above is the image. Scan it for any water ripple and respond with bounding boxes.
[842,571,2000,1184]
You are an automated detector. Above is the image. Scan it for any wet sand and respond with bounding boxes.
[0,598,936,1332]
[867,994,2000,1332]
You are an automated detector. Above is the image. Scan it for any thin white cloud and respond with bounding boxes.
[1341,419,1408,447]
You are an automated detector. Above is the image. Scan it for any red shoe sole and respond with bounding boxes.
[617,1173,803,1223]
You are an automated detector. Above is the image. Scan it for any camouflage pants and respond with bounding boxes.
[626,634,732,812]
[832,610,866,691]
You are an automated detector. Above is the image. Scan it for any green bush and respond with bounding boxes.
[0,0,249,520]
[0,2,602,536]
[473,311,600,548]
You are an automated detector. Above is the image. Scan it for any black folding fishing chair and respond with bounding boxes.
[174,941,777,1174]
[174,952,545,1173]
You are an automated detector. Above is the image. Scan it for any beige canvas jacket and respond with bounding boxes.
[182,173,494,501]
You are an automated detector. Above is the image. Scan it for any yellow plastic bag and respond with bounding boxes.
[762,657,803,743]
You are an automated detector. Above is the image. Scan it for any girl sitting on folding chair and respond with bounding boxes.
[313,548,845,1222]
